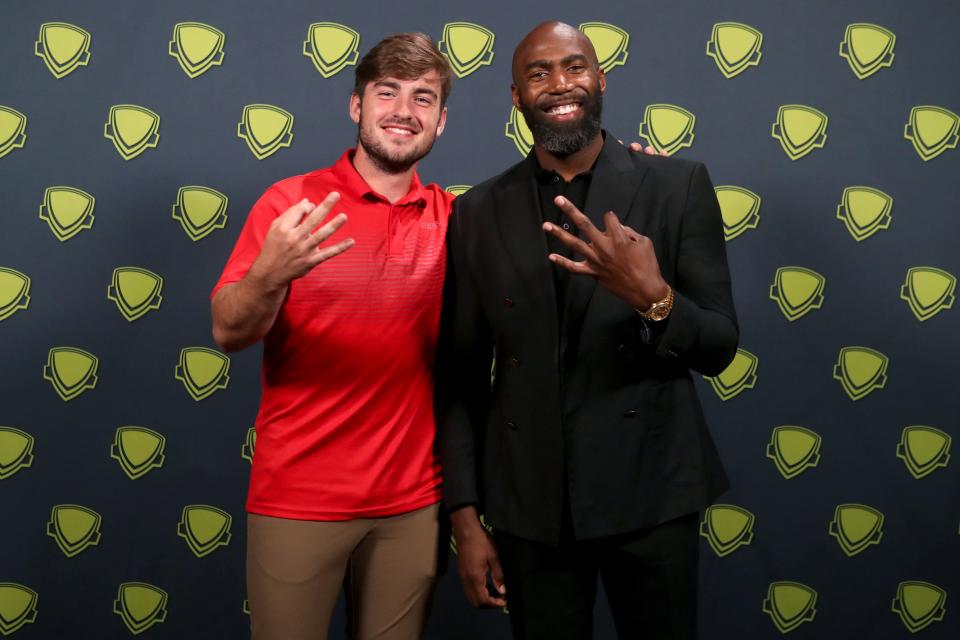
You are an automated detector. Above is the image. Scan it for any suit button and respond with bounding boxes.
[506,421,518,430]
[667,349,678,358]
[624,409,638,417]
[503,297,514,308]
[509,357,521,368]
[618,343,627,352]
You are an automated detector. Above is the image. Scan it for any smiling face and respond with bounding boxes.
[350,70,447,174]
[512,22,606,156]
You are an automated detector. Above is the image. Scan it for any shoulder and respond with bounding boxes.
[455,158,528,211]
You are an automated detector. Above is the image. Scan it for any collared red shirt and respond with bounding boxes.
[213,149,455,520]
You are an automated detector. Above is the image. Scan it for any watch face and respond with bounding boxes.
[649,305,669,321]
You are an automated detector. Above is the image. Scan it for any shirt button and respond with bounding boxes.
[508,357,521,368]
[618,343,627,352]
[503,297,514,308]
[562,223,570,230]
[552,175,560,183]
[506,421,518,430]
[624,409,638,417]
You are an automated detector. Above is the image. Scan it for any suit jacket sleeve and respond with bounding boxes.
[436,197,493,513]
[653,162,739,376]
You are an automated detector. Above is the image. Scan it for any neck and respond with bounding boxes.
[352,144,416,203]
[533,131,604,182]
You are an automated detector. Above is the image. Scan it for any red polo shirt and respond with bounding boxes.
[213,150,454,520]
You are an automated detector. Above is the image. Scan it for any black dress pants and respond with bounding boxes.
[494,512,700,640]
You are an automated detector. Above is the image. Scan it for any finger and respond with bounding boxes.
[298,191,341,232]
[554,196,603,244]
[604,211,628,243]
[277,199,315,230]
[644,145,660,156]
[307,213,348,247]
[308,237,355,265]
[490,556,507,596]
[659,148,670,157]
[629,142,643,151]
[548,254,599,276]
[543,222,600,263]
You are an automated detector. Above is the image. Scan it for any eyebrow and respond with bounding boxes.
[373,79,438,99]
[525,54,589,71]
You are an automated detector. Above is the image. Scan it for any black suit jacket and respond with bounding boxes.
[437,134,738,546]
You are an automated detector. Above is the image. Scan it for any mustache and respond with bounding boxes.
[537,89,589,110]
[380,117,420,132]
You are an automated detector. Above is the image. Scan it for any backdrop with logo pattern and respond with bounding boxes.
[1,0,958,638]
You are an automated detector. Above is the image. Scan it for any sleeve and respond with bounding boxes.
[654,162,740,376]
[435,198,494,513]
[210,186,287,298]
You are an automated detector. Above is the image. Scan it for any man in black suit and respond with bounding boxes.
[438,21,739,639]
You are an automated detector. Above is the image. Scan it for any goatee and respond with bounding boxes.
[520,90,603,156]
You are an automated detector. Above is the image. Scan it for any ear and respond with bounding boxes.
[349,93,361,125]
[436,106,448,136]
[598,69,606,95]
[511,83,520,109]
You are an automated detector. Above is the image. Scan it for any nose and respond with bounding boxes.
[547,71,575,94]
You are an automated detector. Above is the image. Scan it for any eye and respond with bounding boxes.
[568,65,585,73]
[415,96,434,105]
[529,71,547,80]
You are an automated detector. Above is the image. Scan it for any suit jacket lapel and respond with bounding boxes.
[561,136,649,355]
[493,156,560,343]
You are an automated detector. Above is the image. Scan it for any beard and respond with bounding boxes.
[357,115,437,175]
[519,87,603,156]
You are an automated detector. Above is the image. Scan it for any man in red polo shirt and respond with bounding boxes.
[211,33,454,640]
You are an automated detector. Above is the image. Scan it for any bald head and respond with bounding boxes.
[511,22,600,85]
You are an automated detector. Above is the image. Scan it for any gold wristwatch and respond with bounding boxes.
[639,286,674,321]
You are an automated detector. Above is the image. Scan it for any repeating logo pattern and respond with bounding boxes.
[2,10,957,639]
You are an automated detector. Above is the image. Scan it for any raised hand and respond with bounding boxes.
[248,192,354,290]
[543,196,669,310]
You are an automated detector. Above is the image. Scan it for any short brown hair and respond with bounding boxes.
[354,33,453,106]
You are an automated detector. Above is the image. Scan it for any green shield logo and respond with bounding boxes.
[0,105,28,159]
[35,22,92,78]
[238,104,294,160]
[700,504,755,557]
[39,186,96,241]
[444,185,472,197]
[177,505,233,557]
[303,23,360,78]
[839,23,895,79]
[772,105,828,160]
[0,583,39,635]
[104,105,160,160]
[172,186,228,241]
[241,427,256,464]
[833,346,887,401]
[0,426,34,480]
[900,266,955,321]
[770,267,826,321]
[828,504,883,556]
[439,22,495,78]
[108,267,163,321]
[763,581,817,633]
[714,186,760,241]
[44,346,99,401]
[892,581,947,632]
[175,347,230,400]
[114,582,167,634]
[897,426,951,479]
[505,106,534,157]
[904,105,959,161]
[111,426,165,480]
[579,22,629,73]
[168,22,225,78]
[46,504,102,557]
[706,22,762,78]
[705,348,758,400]
[0,267,30,322]
[836,186,892,242]
[767,426,821,479]
[639,104,696,155]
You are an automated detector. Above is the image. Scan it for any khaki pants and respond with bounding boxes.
[247,504,439,640]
